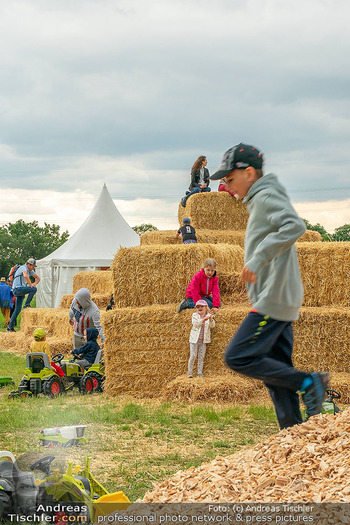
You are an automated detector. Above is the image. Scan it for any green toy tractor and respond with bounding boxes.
[8,350,104,399]
[0,451,129,524]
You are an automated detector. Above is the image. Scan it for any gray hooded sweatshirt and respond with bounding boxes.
[243,173,306,322]
[69,287,105,343]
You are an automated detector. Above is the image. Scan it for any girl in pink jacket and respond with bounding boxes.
[177,258,221,313]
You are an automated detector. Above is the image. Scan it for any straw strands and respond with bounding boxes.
[164,374,266,403]
[142,409,350,503]
[60,293,111,309]
[73,270,112,294]
[0,308,73,356]
[178,192,249,231]
[103,304,350,398]
[111,244,244,308]
[298,242,350,306]
[141,229,321,246]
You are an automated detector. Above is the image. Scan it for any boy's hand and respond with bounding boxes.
[240,265,257,283]
[69,319,74,326]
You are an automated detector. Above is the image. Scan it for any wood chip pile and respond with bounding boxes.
[72,270,112,295]
[143,409,350,502]
[178,192,248,231]
[103,304,350,398]
[111,244,244,308]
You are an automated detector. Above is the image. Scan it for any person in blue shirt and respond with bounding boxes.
[7,258,40,332]
[0,277,13,327]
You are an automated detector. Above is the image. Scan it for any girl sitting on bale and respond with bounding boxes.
[188,299,215,378]
[177,258,220,313]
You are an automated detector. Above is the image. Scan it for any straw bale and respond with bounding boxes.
[329,373,350,404]
[298,242,350,306]
[103,304,350,398]
[72,270,112,294]
[60,293,111,309]
[164,374,266,403]
[141,230,246,247]
[141,229,320,247]
[178,192,248,230]
[299,230,322,242]
[111,244,244,308]
[143,409,350,503]
[0,308,73,356]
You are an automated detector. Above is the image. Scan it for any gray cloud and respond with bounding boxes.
[1,0,350,208]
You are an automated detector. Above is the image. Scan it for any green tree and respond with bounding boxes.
[301,218,332,241]
[0,220,69,277]
[332,224,350,241]
[132,223,159,236]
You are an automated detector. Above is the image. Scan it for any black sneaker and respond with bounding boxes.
[177,299,189,313]
[180,197,186,207]
[301,372,329,418]
[6,327,15,332]
[23,305,32,309]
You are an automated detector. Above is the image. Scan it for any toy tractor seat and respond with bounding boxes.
[94,350,103,365]
[26,353,52,373]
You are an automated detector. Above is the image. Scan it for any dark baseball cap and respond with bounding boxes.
[210,143,263,180]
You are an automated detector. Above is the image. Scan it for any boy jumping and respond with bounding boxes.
[210,143,329,429]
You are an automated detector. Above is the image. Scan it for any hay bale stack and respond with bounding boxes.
[164,374,267,403]
[60,293,111,309]
[72,270,112,294]
[178,192,248,230]
[140,229,321,247]
[298,242,350,306]
[142,409,350,502]
[111,244,244,308]
[0,308,73,356]
[103,304,350,398]
[141,230,246,247]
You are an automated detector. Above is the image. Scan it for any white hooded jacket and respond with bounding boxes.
[189,312,215,344]
[69,287,105,343]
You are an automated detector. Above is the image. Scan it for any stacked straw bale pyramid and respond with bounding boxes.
[1,191,350,404]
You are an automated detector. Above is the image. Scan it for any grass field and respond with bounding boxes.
[0,351,278,501]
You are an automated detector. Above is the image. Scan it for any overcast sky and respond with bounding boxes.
[1,0,350,234]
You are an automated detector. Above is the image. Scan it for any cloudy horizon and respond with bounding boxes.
[1,0,350,235]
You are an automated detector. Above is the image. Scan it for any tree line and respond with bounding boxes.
[0,219,348,280]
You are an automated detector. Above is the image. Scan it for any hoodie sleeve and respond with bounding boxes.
[211,276,220,308]
[91,305,105,343]
[189,272,202,304]
[246,192,306,275]
[72,343,87,356]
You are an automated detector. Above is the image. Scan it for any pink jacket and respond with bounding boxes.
[186,269,220,308]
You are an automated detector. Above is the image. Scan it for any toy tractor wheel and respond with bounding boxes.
[20,390,33,398]
[81,371,103,394]
[8,391,21,399]
[44,377,63,398]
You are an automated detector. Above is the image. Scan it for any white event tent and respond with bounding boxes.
[36,184,140,308]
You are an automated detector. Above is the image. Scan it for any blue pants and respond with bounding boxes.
[225,311,307,429]
[8,286,37,329]
[183,186,211,205]
[186,296,217,309]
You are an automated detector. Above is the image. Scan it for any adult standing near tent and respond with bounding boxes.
[180,156,211,207]
[7,259,40,332]
[69,288,105,348]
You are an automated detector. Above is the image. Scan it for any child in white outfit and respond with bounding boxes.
[188,299,215,378]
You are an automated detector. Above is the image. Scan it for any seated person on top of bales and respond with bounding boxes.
[177,257,220,313]
[176,218,197,244]
[71,327,100,371]
[69,288,105,349]
[180,155,211,207]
